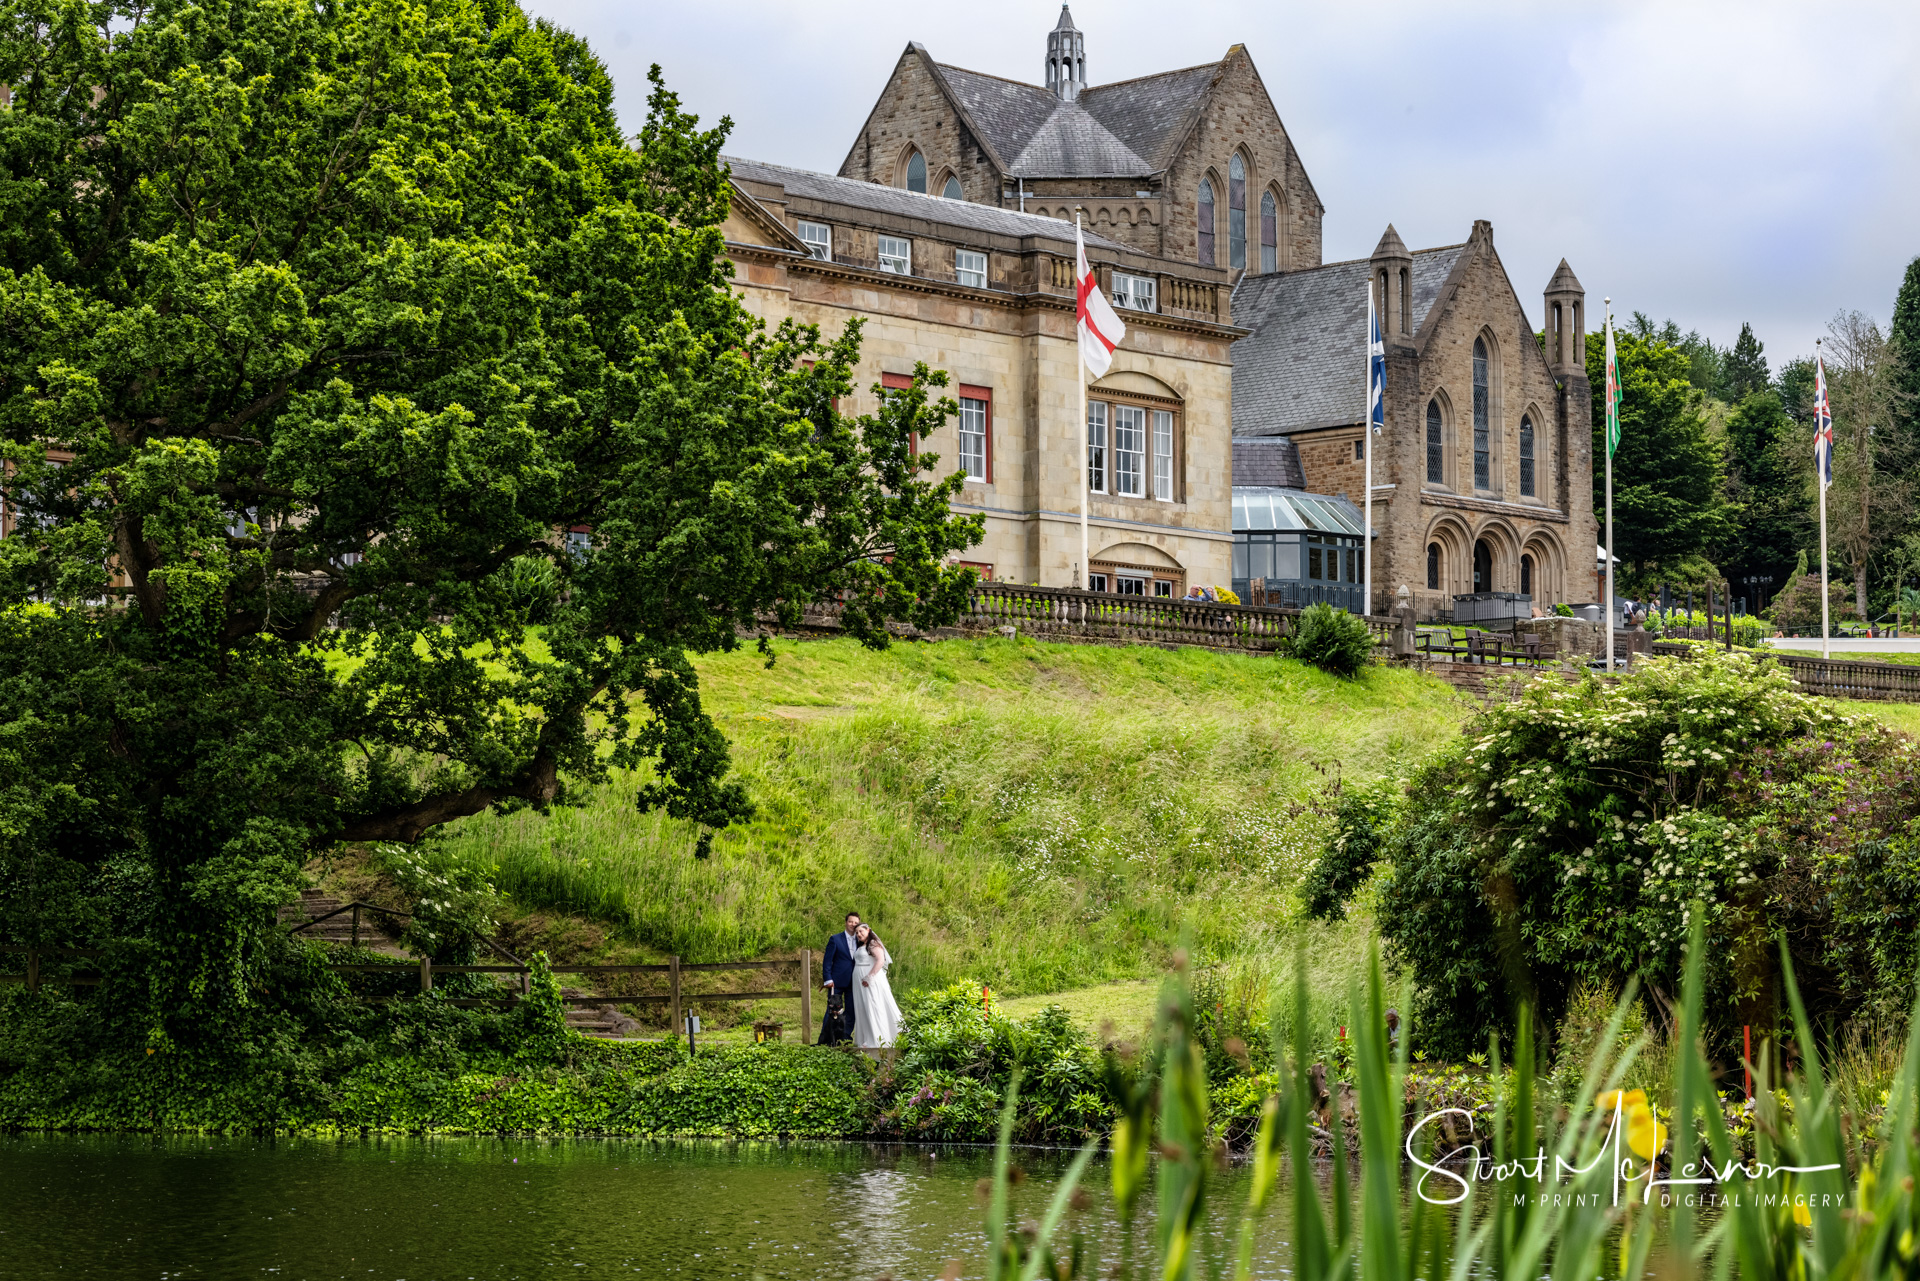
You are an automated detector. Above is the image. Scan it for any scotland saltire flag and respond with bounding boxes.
[1367,293,1385,436]
[1813,351,1834,489]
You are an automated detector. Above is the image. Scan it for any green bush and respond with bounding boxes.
[879,983,1112,1142]
[1283,602,1373,677]
[493,555,560,623]
[1301,781,1400,921]
[1375,648,1920,1058]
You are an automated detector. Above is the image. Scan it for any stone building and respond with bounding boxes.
[722,157,1242,592]
[1231,222,1597,617]
[716,6,1596,613]
[837,6,1324,275]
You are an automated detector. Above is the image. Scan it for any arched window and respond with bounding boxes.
[1426,400,1443,484]
[1519,415,1536,497]
[1260,191,1277,273]
[1228,155,1247,270]
[941,174,962,200]
[1427,543,1440,591]
[1472,337,1491,490]
[905,151,927,193]
[1521,553,1534,597]
[1473,539,1493,592]
[1398,269,1410,335]
[1197,179,1216,266]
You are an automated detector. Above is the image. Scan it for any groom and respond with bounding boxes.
[820,911,861,1045]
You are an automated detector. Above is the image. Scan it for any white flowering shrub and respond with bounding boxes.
[372,843,501,964]
[1372,649,1920,1058]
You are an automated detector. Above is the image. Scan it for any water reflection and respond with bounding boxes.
[0,1134,1312,1280]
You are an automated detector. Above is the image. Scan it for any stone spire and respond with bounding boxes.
[1544,259,1586,376]
[1046,5,1086,102]
[1370,224,1414,338]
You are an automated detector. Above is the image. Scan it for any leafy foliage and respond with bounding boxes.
[1375,649,1920,1057]
[877,983,1112,1142]
[1301,783,1399,922]
[1282,602,1373,678]
[0,0,979,1060]
[1587,328,1733,574]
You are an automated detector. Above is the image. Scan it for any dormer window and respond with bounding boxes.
[1111,271,1157,312]
[796,220,832,261]
[905,151,927,193]
[878,235,912,275]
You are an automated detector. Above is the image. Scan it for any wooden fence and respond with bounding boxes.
[793,580,1397,653]
[4,943,822,1043]
[1651,641,1920,703]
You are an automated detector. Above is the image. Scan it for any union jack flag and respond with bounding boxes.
[1813,351,1833,489]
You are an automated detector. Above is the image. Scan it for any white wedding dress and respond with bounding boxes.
[852,943,903,1048]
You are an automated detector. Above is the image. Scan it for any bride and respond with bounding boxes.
[851,923,903,1049]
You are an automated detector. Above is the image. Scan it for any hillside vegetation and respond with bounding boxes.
[437,636,1468,994]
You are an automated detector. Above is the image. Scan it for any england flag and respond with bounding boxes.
[1076,223,1125,378]
[1813,350,1834,489]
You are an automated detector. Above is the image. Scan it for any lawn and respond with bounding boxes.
[437,635,1466,997]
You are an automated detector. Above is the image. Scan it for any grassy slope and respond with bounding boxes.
[439,636,1465,996]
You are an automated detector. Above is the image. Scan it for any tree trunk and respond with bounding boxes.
[1857,563,1871,628]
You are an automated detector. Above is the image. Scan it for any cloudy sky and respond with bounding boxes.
[531,0,1919,365]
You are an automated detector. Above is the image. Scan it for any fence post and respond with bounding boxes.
[799,948,812,1046]
[420,956,432,993]
[26,949,38,995]
[669,955,682,1042]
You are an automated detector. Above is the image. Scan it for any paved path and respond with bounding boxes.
[1761,637,1920,654]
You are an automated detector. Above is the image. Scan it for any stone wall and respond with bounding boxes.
[1160,48,1322,273]
[1373,224,1597,619]
[837,50,1005,206]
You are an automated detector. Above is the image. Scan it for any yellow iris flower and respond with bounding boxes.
[1596,1089,1669,1161]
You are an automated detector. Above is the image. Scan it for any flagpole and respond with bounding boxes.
[1077,211,1089,593]
[1604,300,1615,674]
[1818,338,1830,659]
[1364,284,1373,617]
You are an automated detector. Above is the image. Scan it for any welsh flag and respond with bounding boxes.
[1604,312,1622,458]
[1076,223,1125,378]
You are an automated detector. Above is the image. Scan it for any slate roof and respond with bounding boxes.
[724,156,1129,252]
[1231,436,1306,488]
[1231,244,1467,435]
[935,60,1221,179]
[1078,65,1221,174]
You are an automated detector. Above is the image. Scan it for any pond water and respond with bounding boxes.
[0,1135,1310,1280]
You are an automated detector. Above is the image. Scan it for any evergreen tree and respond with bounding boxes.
[1588,328,1734,572]
[1720,389,1805,610]
[1893,256,1920,442]
[1724,323,1770,400]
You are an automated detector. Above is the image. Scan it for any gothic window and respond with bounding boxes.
[1427,543,1440,590]
[942,174,963,200]
[1398,269,1410,335]
[1260,191,1277,273]
[1197,179,1216,266]
[905,150,927,193]
[1426,399,1443,484]
[1228,155,1247,270]
[1519,415,1536,497]
[1521,554,1534,597]
[1472,337,1490,490]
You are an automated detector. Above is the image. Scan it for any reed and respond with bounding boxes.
[982,913,1920,1279]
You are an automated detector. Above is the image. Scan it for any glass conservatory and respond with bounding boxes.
[1231,487,1369,613]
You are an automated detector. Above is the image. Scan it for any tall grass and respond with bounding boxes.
[438,636,1463,993]
[984,915,1920,1280]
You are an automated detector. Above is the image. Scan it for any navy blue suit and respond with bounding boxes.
[821,931,858,1043]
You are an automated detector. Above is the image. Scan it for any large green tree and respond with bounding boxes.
[0,0,979,1047]
[1894,256,1920,444]
[1720,389,1806,608]
[1587,327,1732,576]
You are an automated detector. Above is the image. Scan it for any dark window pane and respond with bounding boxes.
[1197,179,1215,267]
[1519,415,1535,497]
[1472,338,1490,489]
[1427,543,1440,590]
[906,151,927,193]
[1426,400,1443,484]
[1308,546,1323,580]
[1228,155,1246,270]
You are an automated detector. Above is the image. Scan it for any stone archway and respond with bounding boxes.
[1473,539,1493,593]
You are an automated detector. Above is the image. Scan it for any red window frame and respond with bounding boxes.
[957,383,993,484]
[880,372,916,454]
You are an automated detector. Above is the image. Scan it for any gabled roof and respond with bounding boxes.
[1230,244,1467,436]
[933,58,1223,179]
[1078,63,1222,175]
[724,156,1130,252]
